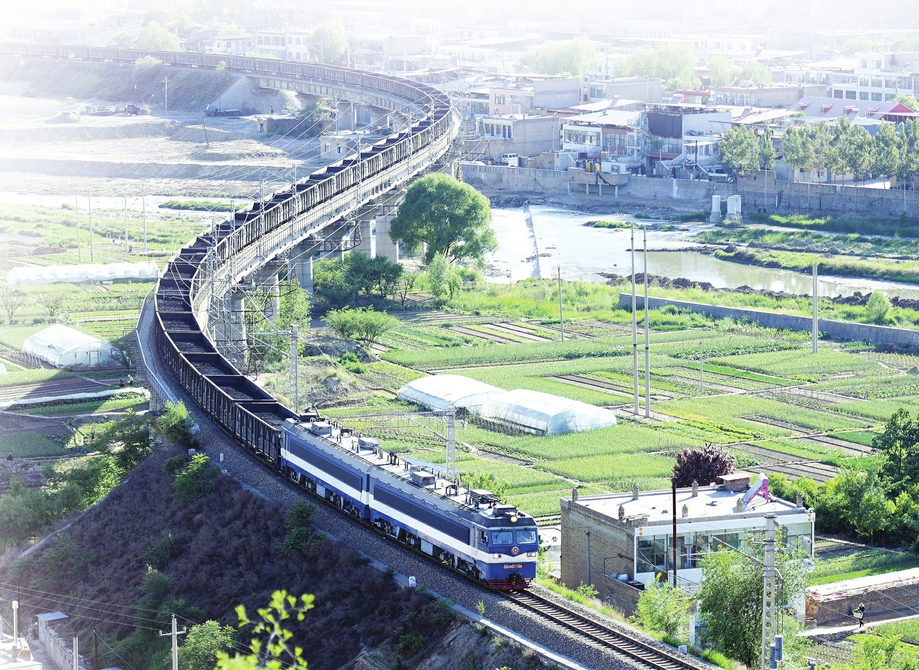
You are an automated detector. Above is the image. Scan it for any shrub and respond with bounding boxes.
[672,444,735,487]
[172,454,218,502]
[158,401,198,446]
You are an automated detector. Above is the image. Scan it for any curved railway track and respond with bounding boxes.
[506,590,703,670]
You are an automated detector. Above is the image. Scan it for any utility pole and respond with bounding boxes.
[643,225,650,419]
[75,194,82,262]
[761,514,778,670]
[445,406,456,480]
[289,324,298,413]
[164,76,168,113]
[557,266,564,341]
[631,222,638,416]
[11,600,18,647]
[159,614,186,670]
[88,195,94,262]
[671,481,678,588]
[123,181,129,252]
[812,263,818,354]
[142,181,147,253]
[585,529,591,587]
[700,340,704,394]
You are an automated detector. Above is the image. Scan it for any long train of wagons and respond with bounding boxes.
[0,43,540,590]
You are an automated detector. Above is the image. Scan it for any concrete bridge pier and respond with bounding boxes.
[288,239,320,294]
[252,260,285,321]
[214,289,247,364]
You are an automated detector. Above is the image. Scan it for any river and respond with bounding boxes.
[487,205,919,300]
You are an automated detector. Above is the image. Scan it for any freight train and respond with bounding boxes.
[8,44,544,588]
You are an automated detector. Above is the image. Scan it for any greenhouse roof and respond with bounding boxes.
[5,261,159,286]
[23,325,106,367]
[397,375,503,412]
[479,388,617,435]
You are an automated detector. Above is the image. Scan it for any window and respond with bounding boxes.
[494,94,506,105]
[859,77,869,87]
[872,92,883,101]
[296,37,301,45]
[871,77,883,88]
[860,92,869,100]
[258,36,263,45]
[516,529,537,544]
[885,94,895,101]
[861,59,868,68]
[491,530,514,545]
[833,89,843,98]
[846,90,856,99]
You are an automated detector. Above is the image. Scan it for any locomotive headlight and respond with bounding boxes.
[510,514,518,523]
[527,552,538,557]
[493,553,500,559]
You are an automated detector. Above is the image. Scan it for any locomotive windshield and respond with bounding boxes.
[516,529,537,544]
[491,530,514,545]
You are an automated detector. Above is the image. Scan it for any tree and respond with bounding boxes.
[865,291,892,324]
[819,464,893,538]
[345,253,403,299]
[95,410,154,471]
[277,278,311,330]
[633,577,691,638]
[35,292,67,318]
[307,22,347,64]
[425,253,453,304]
[178,621,237,670]
[707,56,738,86]
[134,21,180,51]
[518,38,597,76]
[698,536,809,668]
[158,401,198,446]
[324,307,397,342]
[395,270,420,307]
[898,120,919,187]
[760,124,776,171]
[740,61,773,85]
[0,287,27,323]
[216,590,315,670]
[843,125,875,183]
[892,94,919,112]
[389,174,497,267]
[672,444,735,487]
[873,122,902,182]
[617,44,696,90]
[718,125,760,174]
[312,257,355,305]
[873,408,919,491]
[781,124,812,175]
[842,36,875,55]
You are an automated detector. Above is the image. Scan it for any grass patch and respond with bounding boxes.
[809,548,919,585]
[14,394,148,417]
[159,199,244,212]
[0,370,78,387]
[2,431,69,457]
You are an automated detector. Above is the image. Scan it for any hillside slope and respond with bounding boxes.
[1,447,548,670]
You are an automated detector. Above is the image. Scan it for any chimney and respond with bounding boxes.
[717,473,751,492]
[572,487,579,502]
[796,492,803,508]
[632,482,639,500]
[619,504,625,521]
[682,504,689,518]
[735,498,743,513]
[692,480,699,497]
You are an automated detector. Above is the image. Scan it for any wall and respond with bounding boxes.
[39,623,87,670]
[478,116,561,160]
[533,78,581,109]
[617,295,919,348]
[461,163,571,194]
[560,497,642,615]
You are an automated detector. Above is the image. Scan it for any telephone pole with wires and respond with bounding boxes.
[159,614,186,670]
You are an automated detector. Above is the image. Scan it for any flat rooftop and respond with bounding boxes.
[570,483,807,528]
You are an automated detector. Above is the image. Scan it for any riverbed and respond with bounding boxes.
[487,205,919,300]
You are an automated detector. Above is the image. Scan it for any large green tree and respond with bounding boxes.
[178,621,237,670]
[518,38,597,76]
[307,22,347,64]
[874,408,919,491]
[872,122,901,180]
[389,174,497,267]
[718,125,760,174]
[618,44,696,90]
[698,536,809,668]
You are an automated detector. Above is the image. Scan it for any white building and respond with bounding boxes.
[23,325,119,369]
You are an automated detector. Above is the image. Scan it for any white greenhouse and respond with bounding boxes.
[5,261,159,286]
[23,325,119,368]
[478,389,617,435]
[397,375,503,412]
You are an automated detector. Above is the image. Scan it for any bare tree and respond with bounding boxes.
[396,271,419,307]
[35,292,67,319]
[0,288,27,324]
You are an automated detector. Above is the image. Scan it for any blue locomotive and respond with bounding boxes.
[280,416,538,590]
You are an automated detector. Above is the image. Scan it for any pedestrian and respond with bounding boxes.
[853,603,866,628]
[127,374,134,385]
[270,106,274,115]
[119,379,125,388]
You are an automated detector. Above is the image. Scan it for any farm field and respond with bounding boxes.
[313,299,913,522]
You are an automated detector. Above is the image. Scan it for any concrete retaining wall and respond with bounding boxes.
[617,294,919,347]
[460,162,919,218]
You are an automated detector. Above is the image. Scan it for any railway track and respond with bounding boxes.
[506,590,703,670]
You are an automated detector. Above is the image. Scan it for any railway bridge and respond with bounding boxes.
[0,44,459,370]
